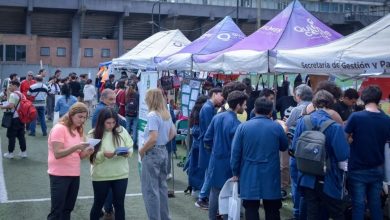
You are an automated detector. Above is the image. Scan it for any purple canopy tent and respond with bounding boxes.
[156,16,245,71]
[193,0,342,73]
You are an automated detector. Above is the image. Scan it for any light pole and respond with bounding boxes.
[257,0,262,28]
[236,0,239,25]
[151,1,161,34]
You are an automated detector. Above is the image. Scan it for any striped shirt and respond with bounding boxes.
[28,82,49,106]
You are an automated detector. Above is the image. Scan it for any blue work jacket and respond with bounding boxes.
[204,111,240,189]
[231,115,288,200]
[291,110,349,200]
[198,100,216,169]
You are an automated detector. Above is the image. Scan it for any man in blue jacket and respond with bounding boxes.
[196,87,224,209]
[231,97,288,220]
[204,91,247,220]
[291,90,349,220]
[92,89,126,128]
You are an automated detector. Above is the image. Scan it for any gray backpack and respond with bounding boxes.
[295,115,335,176]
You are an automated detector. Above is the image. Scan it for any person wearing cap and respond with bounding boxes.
[20,71,36,97]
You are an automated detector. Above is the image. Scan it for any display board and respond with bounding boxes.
[180,79,201,117]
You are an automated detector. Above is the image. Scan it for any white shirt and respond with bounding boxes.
[83,84,96,101]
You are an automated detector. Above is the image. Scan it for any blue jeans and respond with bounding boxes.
[126,116,138,146]
[290,158,307,220]
[199,168,211,200]
[30,106,47,135]
[348,166,384,220]
[209,187,227,220]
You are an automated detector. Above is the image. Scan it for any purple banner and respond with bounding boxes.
[195,0,342,63]
[160,16,245,61]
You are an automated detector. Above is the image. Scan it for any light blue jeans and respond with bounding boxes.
[141,146,170,220]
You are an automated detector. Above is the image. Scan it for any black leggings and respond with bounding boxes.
[90,178,128,220]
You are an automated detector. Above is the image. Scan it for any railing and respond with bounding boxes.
[138,0,389,16]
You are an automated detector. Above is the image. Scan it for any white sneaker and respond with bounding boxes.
[3,152,14,159]
[166,173,173,180]
[19,151,27,158]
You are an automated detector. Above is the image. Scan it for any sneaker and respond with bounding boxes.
[28,133,35,136]
[166,173,173,180]
[195,199,209,210]
[3,152,14,159]
[19,151,27,158]
[42,132,47,136]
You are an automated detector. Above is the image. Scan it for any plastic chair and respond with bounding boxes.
[175,119,188,149]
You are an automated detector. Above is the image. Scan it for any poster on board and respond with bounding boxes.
[180,79,201,117]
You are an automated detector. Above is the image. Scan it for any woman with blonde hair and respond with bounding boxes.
[47,102,94,220]
[139,88,176,220]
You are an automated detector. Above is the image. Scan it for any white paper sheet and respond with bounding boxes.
[87,138,101,148]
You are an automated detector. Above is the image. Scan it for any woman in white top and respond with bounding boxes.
[83,79,97,116]
[139,89,176,220]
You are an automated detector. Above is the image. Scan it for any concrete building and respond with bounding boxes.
[0,0,388,78]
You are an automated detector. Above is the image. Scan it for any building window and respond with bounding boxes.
[5,45,26,62]
[40,47,50,56]
[84,48,93,57]
[57,47,66,57]
[0,45,3,61]
[101,49,110,58]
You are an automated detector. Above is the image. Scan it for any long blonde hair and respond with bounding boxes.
[145,89,171,121]
[60,102,88,137]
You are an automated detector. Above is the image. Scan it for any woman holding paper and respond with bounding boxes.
[88,107,133,220]
[138,89,176,220]
[47,102,94,220]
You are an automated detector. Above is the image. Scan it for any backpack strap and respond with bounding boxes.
[303,115,313,131]
[319,119,335,133]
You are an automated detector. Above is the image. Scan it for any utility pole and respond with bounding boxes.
[236,0,239,25]
[257,0,262,29]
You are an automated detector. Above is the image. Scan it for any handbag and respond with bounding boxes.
[1,111,13,128]
[228,182,241,220]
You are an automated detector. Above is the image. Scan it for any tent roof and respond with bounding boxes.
[156,16,245,71]
[193,0,342,72]
[274,13,390,76]
[112,29,190,69]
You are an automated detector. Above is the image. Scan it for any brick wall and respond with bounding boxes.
[0,34,140,68]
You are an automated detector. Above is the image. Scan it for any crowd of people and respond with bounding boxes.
[186,78,390,220]
[0,69,390,220]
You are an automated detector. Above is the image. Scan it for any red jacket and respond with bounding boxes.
[20,79,36,96]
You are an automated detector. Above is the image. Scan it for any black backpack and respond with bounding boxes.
[294,115,335,176]
[126,93,139,117]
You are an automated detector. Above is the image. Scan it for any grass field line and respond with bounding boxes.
[0,137,9,203]
[2,190,185,204]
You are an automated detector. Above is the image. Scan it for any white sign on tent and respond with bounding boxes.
[274,14,390,77]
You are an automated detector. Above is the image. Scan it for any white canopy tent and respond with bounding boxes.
[112,30,190,69]
[274,14,390,77]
